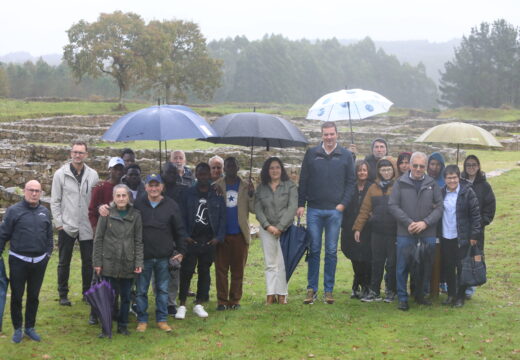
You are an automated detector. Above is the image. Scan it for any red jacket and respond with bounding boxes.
[88,181,116,231]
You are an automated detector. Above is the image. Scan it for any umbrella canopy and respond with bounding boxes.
[84,280,115,338]
[0,257,8,332]
[415,122,503,163]
[102,105,217,142]
[307,88,393,143]
[280,220,309,282]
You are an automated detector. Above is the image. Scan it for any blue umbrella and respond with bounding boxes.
[0,257,8,332]
[279,219,309,282]
[84,280,115,338]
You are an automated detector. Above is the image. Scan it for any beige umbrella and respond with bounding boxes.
[415,122,503,164]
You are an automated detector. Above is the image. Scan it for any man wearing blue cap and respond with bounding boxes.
[133,174,188,333]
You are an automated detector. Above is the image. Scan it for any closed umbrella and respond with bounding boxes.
[84,280,115,338]
[279,219,309,282]
[415,122,503,164]
[307,88,393,143]
[0,257,7,333]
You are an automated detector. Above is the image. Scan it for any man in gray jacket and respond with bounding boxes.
[388,151,443,311]
[51,141,99,306]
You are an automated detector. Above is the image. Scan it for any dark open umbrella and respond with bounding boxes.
[84,280,115,338]
[279,219,309,282]
[202,112,308,177]
[0,257,8,332]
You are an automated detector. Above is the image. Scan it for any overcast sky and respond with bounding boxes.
[1,0,519,55]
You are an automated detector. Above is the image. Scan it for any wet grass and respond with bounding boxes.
[438,107,520,122]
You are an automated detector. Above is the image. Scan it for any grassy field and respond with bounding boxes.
[437,107,520,122]
[0,167,519,359]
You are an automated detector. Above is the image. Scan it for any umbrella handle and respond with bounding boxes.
[297,216,301,226]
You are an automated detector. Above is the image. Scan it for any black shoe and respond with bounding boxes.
[167,305,177,316]
[453,298,465,308]
[88,314,98,325]
[397,301,409,311]
[415,297,432,306]
[384,291,396,303]
[350,289,360,299]
[98,332,109,339]
[216,304,227,311]
[59,298,72,306]
[187,291,196,297]
[230,304,241,310]
[442,296,455,306]
[117,327,130,336]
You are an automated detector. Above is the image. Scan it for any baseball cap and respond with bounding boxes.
[145,173,163,184]
[108,157,125,169]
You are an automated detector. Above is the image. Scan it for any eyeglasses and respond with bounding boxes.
[412,164,426,169]
[379,168,394,173]
[465,163,478,168]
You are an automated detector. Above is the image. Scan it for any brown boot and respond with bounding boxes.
[277,295,287,304]
[266,295,275,304]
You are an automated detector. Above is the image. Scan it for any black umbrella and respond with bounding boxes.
[84,279,115,338]
[0,257,8,332]
[279,219,309,282]
[201,112,308,178]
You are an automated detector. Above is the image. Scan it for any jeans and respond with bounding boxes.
[103,277,133,328]
[57,230,93,298]
[396,236,436,302]
[306,207,343,293]
[9,255,49,329]
[136,258,169,323]
[0,257,8,331]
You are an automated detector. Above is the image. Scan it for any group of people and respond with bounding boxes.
[0,121,495,343]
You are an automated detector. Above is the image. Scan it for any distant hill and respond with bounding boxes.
[339,39,460,85]
[0,52,62,66]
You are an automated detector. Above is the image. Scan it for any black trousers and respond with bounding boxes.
[370,232,396,294]
[57,230,93,298]
[351,260,371,290]
[9,255,48,329]
[179,242,215,303]
[440,237,469,299]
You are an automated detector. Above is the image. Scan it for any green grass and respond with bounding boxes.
[1,169,519,359]
[95,139,224,152]
[438,107,520,122]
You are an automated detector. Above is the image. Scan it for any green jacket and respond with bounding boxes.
[255,180,298,232]
[93,205,144,279]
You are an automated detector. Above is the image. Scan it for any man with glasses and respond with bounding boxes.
[0,181,53,343]
[51,141,99,306]
[389,151,443,311]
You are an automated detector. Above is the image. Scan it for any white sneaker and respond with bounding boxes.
[175,305,186,319]
[193,304,208,318]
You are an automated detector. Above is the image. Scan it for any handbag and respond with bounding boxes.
[460,245,487,287]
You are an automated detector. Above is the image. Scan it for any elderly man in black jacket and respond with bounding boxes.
[0,180,53,343]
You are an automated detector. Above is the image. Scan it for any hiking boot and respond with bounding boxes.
[397,301,409,311]
[361,290,382,303]
[324,292,335,304]
[156,322,172,332]
[167,305,177,316]
[303,289,317,304]
[12,328,23,343]
[59,297,72,306]
[24,328,41,342]
[216,304,227,311]
[136,322,147,332]
[193,304,208,318]
[175,305,187,319]
[384,291,396,303]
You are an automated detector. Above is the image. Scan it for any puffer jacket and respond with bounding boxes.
[93,205,143,279]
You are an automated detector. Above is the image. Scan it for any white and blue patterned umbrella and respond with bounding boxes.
[306,88,393,143]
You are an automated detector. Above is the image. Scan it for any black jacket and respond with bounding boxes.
[134,196,188,259]
[441,182,482,246]
[341,181,372,261]
[462,172,496,229]
[0,199,53,257]
[298,143,356,210]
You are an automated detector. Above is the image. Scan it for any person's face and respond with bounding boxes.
[399,158,410,173]
[171,152,186,168]
[465,159,479,177]
[379,166,394,181]
[268,161,282,182]
[209,160,223,181]
[162,165,177,184]
[24,181,42,206]
[122,153,135,168]
[145,181,163,200]
[125,168,141,187]
[357,164,369,181]
[428,159,442,178]
[372,141,387,159]
[109,164,124,182]
[411,156,427,180]
[321,126,338,148]
[224,160,238,178]
[114,187,130,209]
[70,144,87,165]
[196,167,211,187]
[445,173,460,192]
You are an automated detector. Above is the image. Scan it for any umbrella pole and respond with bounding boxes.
[457,144,460,166]
[159,141,162,174]
[347,102,354,144]
[165,140,168,163]
[249,142,254,182]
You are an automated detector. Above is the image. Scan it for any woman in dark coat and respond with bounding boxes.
[341,160,372,299]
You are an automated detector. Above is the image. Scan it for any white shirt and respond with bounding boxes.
[442,184,460,239]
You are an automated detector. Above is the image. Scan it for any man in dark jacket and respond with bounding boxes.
[297,121,356,304]
[0,180,53,343]
[133,174,188,333]
[388,152,443,311]
[176,163,225,319]
[364,138,388,181]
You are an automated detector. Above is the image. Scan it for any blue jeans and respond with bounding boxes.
[396,236,436,302]
[306,208,343,293]
[136,258,169,323]
[104,277,133,328]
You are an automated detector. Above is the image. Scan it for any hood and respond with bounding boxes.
[375,156,398,183]
[428,152,446,178]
